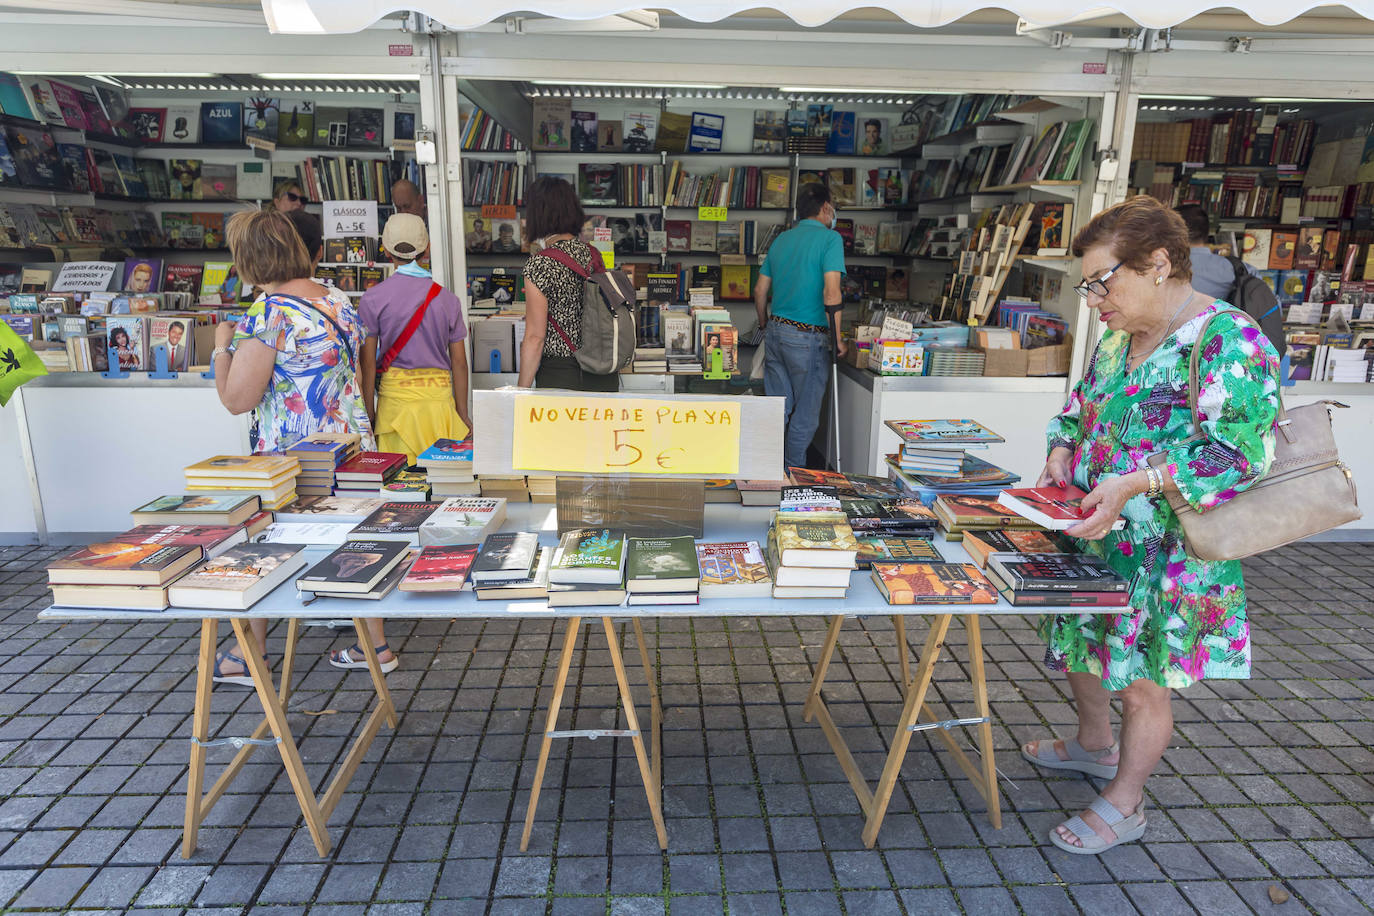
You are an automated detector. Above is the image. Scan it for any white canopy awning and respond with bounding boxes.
[261,0,1374,34]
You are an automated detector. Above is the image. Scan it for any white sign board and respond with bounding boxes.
[52,261,118,292]
[322,200,378,239]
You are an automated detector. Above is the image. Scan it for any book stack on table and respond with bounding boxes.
[766,486,860,599]
[547,527,628,607]
[472,532,550,600]
[380,469,432,502]
[481,475,531,502]
[527,477,558,503]
[261,496,385,545]
[184,455,301,512]
[418,438,480,498]
[624,535,701,606]
[885,453,1020,504]
[981,552,1130,607]
[932,493,1045,541]
[886,418,1005,476]
[286,434,361,497]
[334,452,406,498]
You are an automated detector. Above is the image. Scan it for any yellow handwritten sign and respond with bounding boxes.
[698,206,728,222]
[512,395,741,475]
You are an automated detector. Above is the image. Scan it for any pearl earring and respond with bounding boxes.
[1154,276,1163,286]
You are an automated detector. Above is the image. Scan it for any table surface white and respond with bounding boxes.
[39,504,1116,622]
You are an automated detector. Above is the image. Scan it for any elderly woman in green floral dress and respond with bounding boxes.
[1022,197,1280,855]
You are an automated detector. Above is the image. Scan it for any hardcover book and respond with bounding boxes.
[961,528,1066,568]
[624,536,700,593]
[131,493,261,527]
[47,541,203,586]
[885,418,1004,444]
[336,452,407,483]
[871,562,999,605]
[346,107,384,149]
[549,528,627,585]
[471,531,540,583]
[120,523,246,557]
[546,582,627,607]
[297,539,411,594]
[934,493,1044,533]
[199,101,243,144]
[774,521,859,569]
[417,438,473,465]
[398,545,479,592]
[988,552,1129,592]
[274,496,384,523]
[532,98,572,151]
[996,485,1126,532]
[167,543,308,610]
[244,97,280,145]
[842,498,939,533]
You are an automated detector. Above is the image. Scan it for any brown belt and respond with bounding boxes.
[771,315,828,334]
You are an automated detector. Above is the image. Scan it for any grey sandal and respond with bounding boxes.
[1021,737,1119,779]
[1050,794,1147,855]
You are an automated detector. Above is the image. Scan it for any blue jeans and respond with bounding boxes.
[763,320,832,471]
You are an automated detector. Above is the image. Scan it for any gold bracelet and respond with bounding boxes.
[1146,466,1161,498]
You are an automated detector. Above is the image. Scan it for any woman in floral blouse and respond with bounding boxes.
[1023,197,1279,854]
[208,209,375,685]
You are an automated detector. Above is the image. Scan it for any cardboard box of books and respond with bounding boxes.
[976,332,1073,378]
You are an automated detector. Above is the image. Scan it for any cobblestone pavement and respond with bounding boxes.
[1,540,1372,914]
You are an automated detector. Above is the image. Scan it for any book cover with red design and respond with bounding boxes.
[335,452,407,483]
[399,544,479,592]
[996,485,1126,532]
[870,561,998,605]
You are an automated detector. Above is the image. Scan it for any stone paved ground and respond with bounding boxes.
[1,540,1372,914]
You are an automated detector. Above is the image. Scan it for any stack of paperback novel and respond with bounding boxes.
[334,452,407,497]
[696,541,773,597]
[736,480,786,507]
[842,497,940,539]
[982,552,1130,606]
[184,455,301,511]
[262,496,385,544]
[480,475,531,502]
[348,501,443,547]
[932,493,1045,540]
[418,438,480,498]
[286,434,360,497]
[131,493,270,536]
[885,453,1020,503]
[297,539,413,599]
[996,485,1126,532]
[870,561,1000,605]
[788,467,904,500]
[167,543,310,610]
[47,534,208,610]
[885,418,1004,475]
[381,469,433,502]
[961,528,1067,568]
[416,497,506,547]
[547,528,627,606]
[527,476,558,503]
[624,535,700,605]
[472,532,551,600]
[399,544,479,592]
[768,494,860,598]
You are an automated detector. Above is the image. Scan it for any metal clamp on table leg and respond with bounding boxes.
[192,736,283,750]
[908,716,990,733]
[546,728,639,740]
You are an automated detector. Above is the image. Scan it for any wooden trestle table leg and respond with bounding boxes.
[182,619,217,859]
[803,615,846,723]
[602,617,667,850]
[521,616,582,851]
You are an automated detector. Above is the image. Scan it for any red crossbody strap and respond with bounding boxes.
[378,281,442,373]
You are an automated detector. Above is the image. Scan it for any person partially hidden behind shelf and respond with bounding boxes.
[1025,196,1279,854]
[1175,203,1257,300]
[753,181,847,470]
[208,209,377,686]
[391,178,427,220]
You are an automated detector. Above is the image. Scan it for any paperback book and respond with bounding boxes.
[624,536,700,593]
[349,502,444,547]
[398,545,479,592]
[474,547,553,601]
[470,531,541,584]
[297,539,410,594]
[47,541,203,586]
[695,541,772,598]
[549,528,627,585]
[870,561,999,605]
[996,485,1126,532]
[166,543,308,610]
[130,494,261,527]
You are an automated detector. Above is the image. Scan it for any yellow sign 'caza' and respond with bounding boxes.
[512,395,741,475]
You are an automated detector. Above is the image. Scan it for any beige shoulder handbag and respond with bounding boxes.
[1147,309,1361,561]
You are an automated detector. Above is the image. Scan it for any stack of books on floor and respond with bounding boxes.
[381,469,432,502]
[768,489,859,599]
[417,497,506,546]
[481,475,531,502]
[981,552,1130,606]
[885,418,1005,476]
[547,527,627,607]
[286,434,361,497]
[399,544,479,592]
[473,532,551,600]
[870,560,1000,605]
[418,438,480,498]
[624,535,700,605]
[704,479,740,504]
[334,452,407,497]
[932,493,1045,540]
[262,496,385,544]
[131,493,271,536]
[349,501,444,547]
[297,539,413,600]
[696,540,773,597]
[737,480,785,506]
[527,476,558,503]
[885,453,1020,503]
[184,455,301,512]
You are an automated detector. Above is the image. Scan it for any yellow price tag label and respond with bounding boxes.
[601,250,615,269]
[698,206,728,222]
[765,174,788,192]
[512,395,741,475]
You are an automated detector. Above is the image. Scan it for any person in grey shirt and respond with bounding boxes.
[1176,204,1258,301]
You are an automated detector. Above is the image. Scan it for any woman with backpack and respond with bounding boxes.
[518,176,620,391]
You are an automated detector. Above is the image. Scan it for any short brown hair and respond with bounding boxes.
[525,176,585,242]
[1072,195,1193,282]
[226,209,313,289]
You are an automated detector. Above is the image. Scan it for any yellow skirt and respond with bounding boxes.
[375,367,469,464]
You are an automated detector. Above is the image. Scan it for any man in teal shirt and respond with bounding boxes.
[754,183,847,470]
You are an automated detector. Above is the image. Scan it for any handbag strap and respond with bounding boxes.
[378,281,442,373]
[1186,306,1286,434]
[269,293,356,370]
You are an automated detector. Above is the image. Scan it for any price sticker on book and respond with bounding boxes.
[512,395,741,475]
[698,206,728,222]
[323,200,378,239]
[765,174,788,193]
[481,204,517,220]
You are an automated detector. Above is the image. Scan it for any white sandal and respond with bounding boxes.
[1022,737,1119,779]
[1050,794,1147,855]
[328,643,398,673]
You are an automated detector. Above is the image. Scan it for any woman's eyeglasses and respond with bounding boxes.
[1072,260,1123,299]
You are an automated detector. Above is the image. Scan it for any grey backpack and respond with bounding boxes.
[537,246,636,375]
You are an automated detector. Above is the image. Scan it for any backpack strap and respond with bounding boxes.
[378,281,442,374]
[536,245,604,354]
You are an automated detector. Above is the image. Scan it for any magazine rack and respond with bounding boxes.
[148,345,178,379]
[102,346,129,379]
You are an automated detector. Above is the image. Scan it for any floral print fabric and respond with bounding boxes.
[1041,302,1280,690]
[233,288,376,454]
